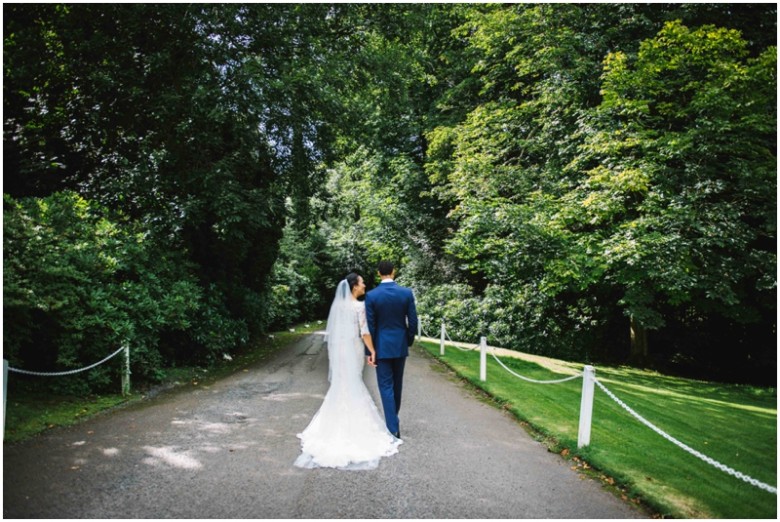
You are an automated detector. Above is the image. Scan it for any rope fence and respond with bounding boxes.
[443,329,480,353]
[488,348,582,384]
[419,319,777,495]
[594,378,778,495]
[3,344,132,439]
[7,346,127,377]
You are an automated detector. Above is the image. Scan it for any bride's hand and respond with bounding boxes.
[367,352,377,367]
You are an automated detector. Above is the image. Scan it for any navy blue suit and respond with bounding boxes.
[365,280,418,435]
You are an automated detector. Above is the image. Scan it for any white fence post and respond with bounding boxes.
[578,365,596,448]
[417,319,422,342]
[480,337,487,382]
[121,344,131,396]
[440,321,446,356]
[3,359,7,440]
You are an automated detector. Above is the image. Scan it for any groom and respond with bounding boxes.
[365,261,418,440]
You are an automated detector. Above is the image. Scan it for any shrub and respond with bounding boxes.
[3,192,201,392]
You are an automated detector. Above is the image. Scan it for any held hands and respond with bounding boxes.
[367,351,377,367]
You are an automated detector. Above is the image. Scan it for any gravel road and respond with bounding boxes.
[3,334,647,518]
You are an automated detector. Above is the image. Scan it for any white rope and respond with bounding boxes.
[595,378,777,495]
[441,323,581,383]
[439,323,580,382]
[489,347,583,384]
[7,346,127,377]
[419,323,435,339]
[426,319,776,494]
[443,329,480,352]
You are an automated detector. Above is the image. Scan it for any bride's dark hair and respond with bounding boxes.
[345,272,361,291]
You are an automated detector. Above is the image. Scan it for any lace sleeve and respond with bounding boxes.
[356,302,370,337]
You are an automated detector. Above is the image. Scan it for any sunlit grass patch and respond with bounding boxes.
[4,392,130,443]
[419,340,777,519]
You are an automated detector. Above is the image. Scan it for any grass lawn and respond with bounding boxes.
[3,322,324,443]
[418,340,777,519]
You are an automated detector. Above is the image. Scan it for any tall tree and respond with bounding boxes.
[563,21,776,366]
[420,4,776,378]
[5,4,288,348]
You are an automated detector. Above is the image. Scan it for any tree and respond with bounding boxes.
[562,21,776,368]
[3,192,201,391]
[4,4,775,387]
[420,5,776,378]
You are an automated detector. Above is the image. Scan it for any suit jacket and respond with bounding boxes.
[365,281,418,359]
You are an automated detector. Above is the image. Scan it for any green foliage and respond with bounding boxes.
[188,284,250,364]
[418,6,775,381]
[3,4,775,388]
[324,148,408,271]
[2,4,344,386]
[560,21,776,363]
[267,229,325,329]
[3,192,201,391]
[416,283,479,339]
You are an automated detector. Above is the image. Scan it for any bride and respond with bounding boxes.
[294,273,402,470]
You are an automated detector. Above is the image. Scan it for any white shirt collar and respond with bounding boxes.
[380,279,395,284]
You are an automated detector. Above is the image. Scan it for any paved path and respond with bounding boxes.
[3,335,647,518]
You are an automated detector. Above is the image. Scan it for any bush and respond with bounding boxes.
[267,263,314,330]
[415,281,624,364]
[415,283,481,341]
[189,284,250,364]
[3,192,201,392]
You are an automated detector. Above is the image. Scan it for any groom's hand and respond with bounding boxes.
[367,354,377,367]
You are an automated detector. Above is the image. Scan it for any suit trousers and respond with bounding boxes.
[376,357,406,434]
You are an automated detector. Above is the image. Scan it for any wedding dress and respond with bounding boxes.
[294,280,402,470]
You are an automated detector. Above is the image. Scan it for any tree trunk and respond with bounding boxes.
[630,315,649,362]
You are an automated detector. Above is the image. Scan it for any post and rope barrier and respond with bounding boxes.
[479,336,487,382]
[6,345,128,378]
[121,343,131,397]
[3,344,131,439]
[435,321,443,354]
[418,319,776,495]
[577,366,595,448]
[593,377,777,495]
[2,359,7,440]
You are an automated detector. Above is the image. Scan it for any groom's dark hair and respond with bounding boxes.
[377,261,395,276]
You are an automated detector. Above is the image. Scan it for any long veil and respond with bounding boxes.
[325,279,359,383]
[295,278,401,470]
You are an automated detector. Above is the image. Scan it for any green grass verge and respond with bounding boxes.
[3,322,324,443]
[418,340,777,519]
